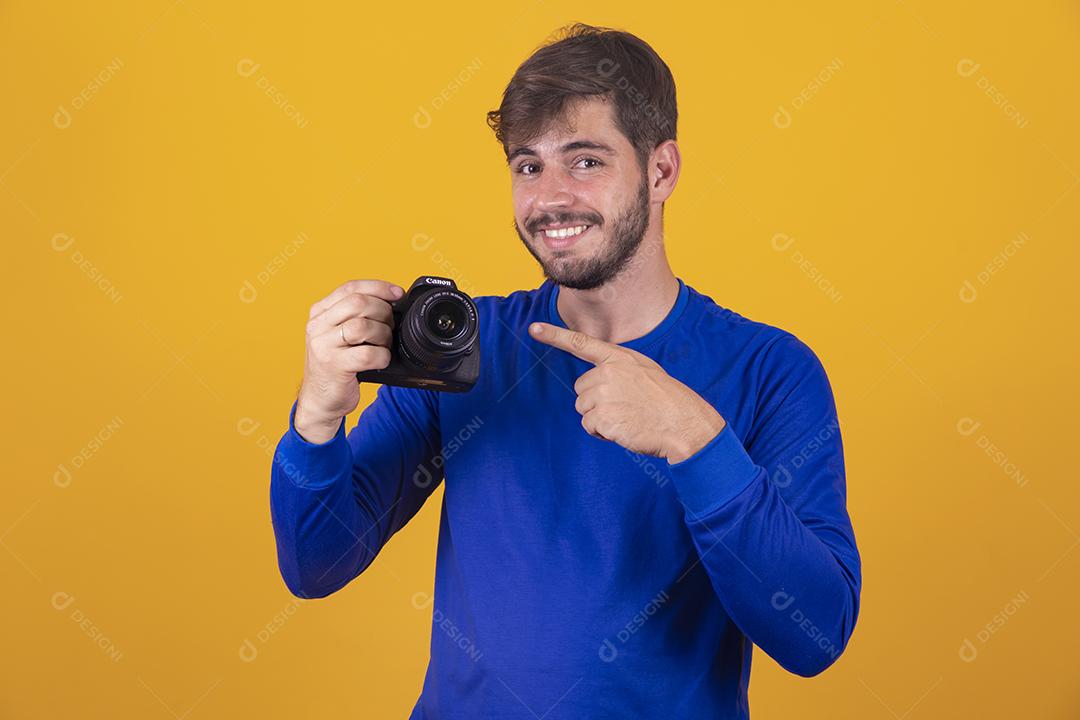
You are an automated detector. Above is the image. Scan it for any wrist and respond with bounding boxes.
[667,409,726,464]
[293,400,343,444]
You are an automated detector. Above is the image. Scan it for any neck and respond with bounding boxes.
[555,218,678,345]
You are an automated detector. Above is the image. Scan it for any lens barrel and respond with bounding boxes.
[399,288,478,371]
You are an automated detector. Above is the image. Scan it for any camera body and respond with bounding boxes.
[356,276,480,393]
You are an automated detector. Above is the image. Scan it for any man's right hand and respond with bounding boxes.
[294,279,404,443]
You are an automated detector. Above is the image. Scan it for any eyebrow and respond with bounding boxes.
[506,140,617,165]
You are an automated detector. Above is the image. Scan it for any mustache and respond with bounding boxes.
[525,212,603,235]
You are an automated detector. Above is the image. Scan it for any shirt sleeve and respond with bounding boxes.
[666,332,861,677]
[269,383,443,598]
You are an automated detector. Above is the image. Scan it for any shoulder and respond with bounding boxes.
[686,287,838,444]
[471,283,549,326]
[684,283,828,378]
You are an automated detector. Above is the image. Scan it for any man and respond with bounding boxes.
[270,23,860,719]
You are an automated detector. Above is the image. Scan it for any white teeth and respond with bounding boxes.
[543,225,588,239]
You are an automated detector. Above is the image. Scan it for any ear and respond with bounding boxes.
[647,139,681,205]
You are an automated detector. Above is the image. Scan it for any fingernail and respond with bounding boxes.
[529,323,543,335]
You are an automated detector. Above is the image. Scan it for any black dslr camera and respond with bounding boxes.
[356,276,480,393]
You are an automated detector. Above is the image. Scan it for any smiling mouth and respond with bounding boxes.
[536,224,593,250]
[539,224,591,239]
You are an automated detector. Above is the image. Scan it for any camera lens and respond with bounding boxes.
[426,300,467,341]
[400,287,478,371]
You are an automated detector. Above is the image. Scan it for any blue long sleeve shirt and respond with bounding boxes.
[269,277,861,719]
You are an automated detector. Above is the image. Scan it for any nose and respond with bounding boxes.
[534,166,574,212]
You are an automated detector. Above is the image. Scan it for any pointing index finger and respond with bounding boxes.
[529,322,621,365]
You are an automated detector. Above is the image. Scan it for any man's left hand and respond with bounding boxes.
[529,321,727,463]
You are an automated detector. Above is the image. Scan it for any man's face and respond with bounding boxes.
[509,97,651,290]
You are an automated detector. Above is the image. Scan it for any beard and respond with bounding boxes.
[514,176,651,291]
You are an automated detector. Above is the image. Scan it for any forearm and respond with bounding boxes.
[269,386,444,598]
[686,474,858,675]
[668,424,860,676]
[270,404,374,598]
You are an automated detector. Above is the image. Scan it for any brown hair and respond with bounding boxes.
[487,23,677,171]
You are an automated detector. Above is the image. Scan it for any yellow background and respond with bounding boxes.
[3,1,1077,717]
